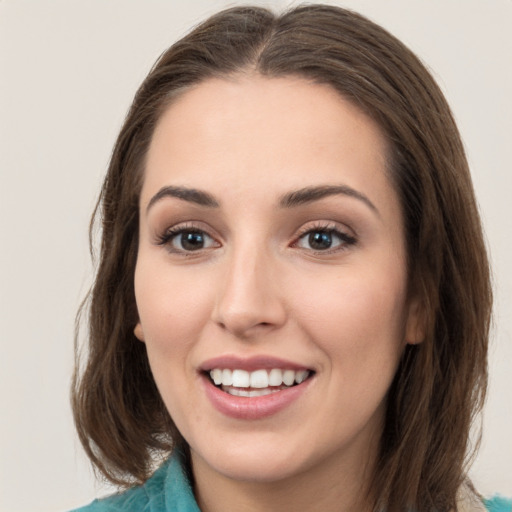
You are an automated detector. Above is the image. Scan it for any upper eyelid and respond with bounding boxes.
[291,220,358,251]
[156,225,221,255]
[294,220,355,239]
[154,219,356,246]
[296,221,338,234]
[159,220,217,237]
[154,222,215,245]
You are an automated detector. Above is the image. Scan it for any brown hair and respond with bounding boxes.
[72,5,492,511]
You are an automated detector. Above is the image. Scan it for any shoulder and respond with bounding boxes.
[68,461,168,512]
[68,489,147,512]
[484,496,512,512]
[68,451,200,512]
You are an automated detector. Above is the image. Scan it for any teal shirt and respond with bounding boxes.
[485,496,512,512]
[70,453,199,512]
[71,454,511,512]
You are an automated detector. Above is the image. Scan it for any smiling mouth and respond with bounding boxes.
[206,368,314,397]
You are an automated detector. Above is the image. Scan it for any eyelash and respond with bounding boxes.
[156,221,357,255]
[293,222,357,254]
[156,222,219,255]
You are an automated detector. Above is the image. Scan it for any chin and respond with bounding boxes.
[190,434,313,484]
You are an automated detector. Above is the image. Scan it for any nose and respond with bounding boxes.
[212,244,287,339]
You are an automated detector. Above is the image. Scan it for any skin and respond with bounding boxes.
[134,75,423,512]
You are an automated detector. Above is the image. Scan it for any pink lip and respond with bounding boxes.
[202,378,312,420]
[199,356,314,420]
[199,355,311,372]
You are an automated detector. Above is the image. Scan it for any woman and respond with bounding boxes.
[71,5,510,512]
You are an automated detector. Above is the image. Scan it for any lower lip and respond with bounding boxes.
[202,375,312,420]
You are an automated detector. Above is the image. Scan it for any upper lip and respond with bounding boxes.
[199,355,312,373]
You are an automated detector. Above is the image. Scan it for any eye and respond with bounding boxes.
[173,230,214,251]
[158,226,219,253]
[294,225,356,252]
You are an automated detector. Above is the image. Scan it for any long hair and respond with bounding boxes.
[72,6,492,511]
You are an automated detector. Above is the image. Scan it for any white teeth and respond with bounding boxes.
[268,369,283,386]
[209,368,311,389]
[282,370,295,386]
[295,370,308,384]
[221,369,233,386]
[211,368,222,385]
[250,369,269,388]
[225,387,280,397]
[232,369,250,387]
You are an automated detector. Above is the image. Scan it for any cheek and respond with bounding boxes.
[133,260,212,423]
[134,260,214,356]
[291,266,408,362]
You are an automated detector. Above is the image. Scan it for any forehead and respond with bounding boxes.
[148,75,388,160]
[142,75,396,217]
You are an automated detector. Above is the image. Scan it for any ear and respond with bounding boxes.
[405,295,426,345]
[134,322,146,342]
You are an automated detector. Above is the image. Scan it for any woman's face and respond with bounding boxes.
[134,76,421,487]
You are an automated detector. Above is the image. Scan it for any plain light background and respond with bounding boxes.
[1,1,510,510]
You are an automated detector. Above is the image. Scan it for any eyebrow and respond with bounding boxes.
[146,185,220,213]
[279,185,379,216]
[145,183,379,216]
